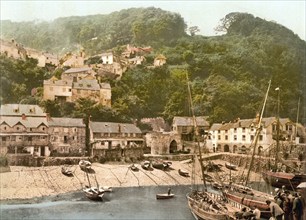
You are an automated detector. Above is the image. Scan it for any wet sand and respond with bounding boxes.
[0,159,263,202]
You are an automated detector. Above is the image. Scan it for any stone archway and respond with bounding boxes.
[169,140,177,153]
[233,145,238,153]
[217,144,221,152]
[224,145,230,152]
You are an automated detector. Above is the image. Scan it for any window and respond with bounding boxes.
[286,124,292,131]
[28,137,32,141]
[234,135,237,141]
[69,88,72,92]
[2,137,6,141]
[242,135,246,141]
[234,128,237,133]
[3,126,6,130]
[259,135,263,141]
[251,135,254,141]
[225,135,228,140]
[242,127,246,133]
[64,136,68,143]
[225,130,228,133]
[11,136,16,141]
[272,124,277,131]
[218,135,221,140]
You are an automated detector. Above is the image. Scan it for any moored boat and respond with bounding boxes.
[262,170,306,190]
[156,193,175,199]
[225,162,237,171]
[83,187,104,201]
[61,164,73,177]
[79,160,92,172]
[130,164,139,172]
[178,169,190,177]
[141,161,151,170]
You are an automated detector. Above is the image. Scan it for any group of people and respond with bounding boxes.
[236,185,304,220]
[266,185,304,220]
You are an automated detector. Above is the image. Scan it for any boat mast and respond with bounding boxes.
[274,87,280,169]
[186,72,207,190]
[245,80,271,186]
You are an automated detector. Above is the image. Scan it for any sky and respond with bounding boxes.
[1,1,305,40]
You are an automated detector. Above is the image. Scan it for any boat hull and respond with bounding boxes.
[156,193,174,199]
[224,188,272,219]
[262,171,306,190]
[178,169,189,177]
[187,194,231,220]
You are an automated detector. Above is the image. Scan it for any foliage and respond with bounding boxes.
[1,7,187,56]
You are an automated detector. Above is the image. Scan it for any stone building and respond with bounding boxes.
[207,117,298,154]
[172,116,210,141]
[48,117,86,156]
[43,77,73,102]
[43,71,111,106]
[89,121,144,155]
[0,104,50,156]
[145,131,182,155]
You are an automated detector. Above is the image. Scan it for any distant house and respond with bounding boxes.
[89,121,144,152]
[48,117,86,156]
[101,52,114,64]
[154,54,166,66]
[26,48,59,67]
[71,78,111,107]
[43,77,73,102]
[62,51,85,67]
[172,116,210,141]
[0,104,50,156]
[62,67,96,82]
[0,39,27,60]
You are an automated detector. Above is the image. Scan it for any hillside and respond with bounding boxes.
[0,7,186,55]
[0,9,305,125]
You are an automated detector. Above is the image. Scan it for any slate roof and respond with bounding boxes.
[48,117,85,127]
[44,79,73,86]
[64,67,92,74]
[209,117,293,131]
[100,83,111,89]
[73,79,100,90]
[89,122,142,134]
[0,116,48,128]
[173,116,209,127]
[0,104,46,117]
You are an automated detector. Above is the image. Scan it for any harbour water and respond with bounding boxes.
[0,185,195,220]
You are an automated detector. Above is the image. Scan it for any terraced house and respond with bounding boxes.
[207,117,300,154]
[0,104,50,156]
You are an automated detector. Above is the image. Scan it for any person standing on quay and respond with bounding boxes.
[266,200,284,220]
[292,193,303,220]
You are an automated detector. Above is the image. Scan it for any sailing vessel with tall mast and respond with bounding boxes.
[262,94,306,190]
[221,81,274,218]
[185,73,238,220]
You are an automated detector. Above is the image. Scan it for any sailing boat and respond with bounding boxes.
[185,73,238,220]
[222,81,274,218]
[80,161,105,201]
[262,94,306,190]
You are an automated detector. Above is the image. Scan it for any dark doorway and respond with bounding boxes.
[169,140,177,153]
